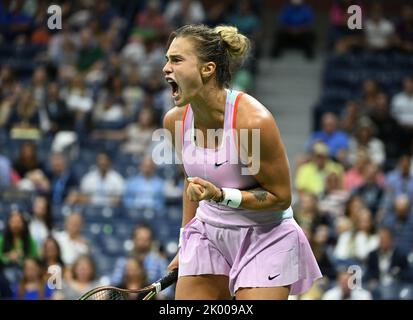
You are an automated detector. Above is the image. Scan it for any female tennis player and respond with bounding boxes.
[163,24,322,300]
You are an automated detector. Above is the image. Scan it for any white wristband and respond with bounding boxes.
[178,227,184,248]
[220,188,242,208]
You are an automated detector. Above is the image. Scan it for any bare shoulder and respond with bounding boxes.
[163,106,187,149]
[163,106,186,132]
[236,93,276,130]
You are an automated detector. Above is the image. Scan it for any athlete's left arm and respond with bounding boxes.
[236,95,292,211]
[186,95,292,211]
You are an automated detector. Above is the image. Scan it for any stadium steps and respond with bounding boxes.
[255,53,323,172]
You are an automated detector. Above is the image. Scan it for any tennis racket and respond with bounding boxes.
[79,268,178,300]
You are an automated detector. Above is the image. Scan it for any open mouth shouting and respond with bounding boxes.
[166,77,180,101]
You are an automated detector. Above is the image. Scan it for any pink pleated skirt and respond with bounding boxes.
[179,217,322,296]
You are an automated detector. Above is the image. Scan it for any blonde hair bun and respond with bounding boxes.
[214,25,250,60]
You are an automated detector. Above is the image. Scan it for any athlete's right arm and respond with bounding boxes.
[163,107,198,271]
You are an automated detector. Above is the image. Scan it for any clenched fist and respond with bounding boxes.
[186,177,222,202]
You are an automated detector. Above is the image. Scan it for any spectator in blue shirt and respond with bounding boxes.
[123,156,165,212]
[272,0,316,59]
[306,112,349,162]
[382,155,413,211]
[111,223,173,299]
[13,257,53,300]
[382,194,413,256]
[46,153,78,205]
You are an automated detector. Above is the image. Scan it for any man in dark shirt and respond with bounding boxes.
[45,83,74,134]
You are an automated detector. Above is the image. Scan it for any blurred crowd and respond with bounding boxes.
[0,0,261,300]
[292,0,413,300]
[1,0,413,300]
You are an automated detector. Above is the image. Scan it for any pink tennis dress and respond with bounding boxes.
[179,89,322,296]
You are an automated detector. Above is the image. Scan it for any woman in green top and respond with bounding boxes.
[0,208,38,266]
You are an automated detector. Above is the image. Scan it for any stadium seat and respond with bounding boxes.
[82,205,122,222]
[399,284,413,300]
[112,219,134,239]
[163,239,179,259]
[0,44,14,58]
[166,205,182,224]
[100,234,126,257]
[92,251,118,277]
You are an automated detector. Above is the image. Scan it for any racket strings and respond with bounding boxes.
[88,289,128,300]
[79,269,177,300]
[83,287,156,300]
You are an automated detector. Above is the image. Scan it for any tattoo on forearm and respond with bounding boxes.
[247,189,268,202]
